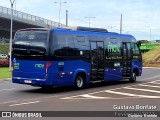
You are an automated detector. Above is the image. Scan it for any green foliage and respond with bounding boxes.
[139,40,150,44]
[0,43,9,54]
[0,67,11,79]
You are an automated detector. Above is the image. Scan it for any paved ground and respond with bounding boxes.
[0,68,160,120]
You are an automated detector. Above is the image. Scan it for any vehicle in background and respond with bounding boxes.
[0,54,8,59]
[0,59,9,67]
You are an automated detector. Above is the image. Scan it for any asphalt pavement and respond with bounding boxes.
[0,68,160,120]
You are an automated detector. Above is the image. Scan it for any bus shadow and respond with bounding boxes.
[19,80,143,94]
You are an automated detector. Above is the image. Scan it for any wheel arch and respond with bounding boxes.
[133,67,139,76]
[74,70,88,84]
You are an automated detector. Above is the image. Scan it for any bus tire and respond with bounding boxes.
[75,74,85,89]
[129,72,136,83]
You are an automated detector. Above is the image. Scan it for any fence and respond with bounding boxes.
[0,5,65,28]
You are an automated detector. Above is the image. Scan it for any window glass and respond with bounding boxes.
[54,34,76,56]
[132,43,141,60]
[14,30,48,47]
[105,41,122,68]
[132,43,140,55]
[106,41,122,60]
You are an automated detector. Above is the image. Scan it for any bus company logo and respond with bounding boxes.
[35,64,44,69]
[13,63,20,70]
[13,58,16,63]
[108,42,121,53]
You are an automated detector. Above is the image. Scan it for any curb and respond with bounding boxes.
[143,67,160,69]
[0,78,11,82]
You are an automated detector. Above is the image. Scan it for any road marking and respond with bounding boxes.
[150,82,160,85]
[148,80,160,83]
[0,88,16,92]
[62,94,109,99]
[105,90,160,98]
[139,84,160,88]
[9,101,40,107]
[142,75,160,80]
[79,94,109,99]
[61,80,160,100]
[61,90,106,99]
[124,87,160,93]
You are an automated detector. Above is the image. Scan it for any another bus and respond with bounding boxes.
[12,27,142,89]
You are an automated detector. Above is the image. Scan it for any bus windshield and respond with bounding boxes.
[14,30,49,47]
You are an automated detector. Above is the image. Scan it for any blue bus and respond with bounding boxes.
[12,27,142,89]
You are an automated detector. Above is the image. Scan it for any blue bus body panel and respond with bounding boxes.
[104,67,123,81]
[12,60,48,86]
[12,60,90,86]
[47,60,90,86]
[132,60,143,76]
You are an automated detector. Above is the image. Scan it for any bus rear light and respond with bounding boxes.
[46,62,53,77]
[46,62,52,69]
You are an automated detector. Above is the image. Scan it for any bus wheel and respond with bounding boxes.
[129,72,136,83]
[75,74,85,89]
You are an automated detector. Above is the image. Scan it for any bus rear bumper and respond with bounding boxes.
[12,77,49,86]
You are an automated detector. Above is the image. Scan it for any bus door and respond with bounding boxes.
[90,41,105,81]
[122,42,132,78]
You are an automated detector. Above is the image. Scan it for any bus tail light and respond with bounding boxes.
[46,62,52,77]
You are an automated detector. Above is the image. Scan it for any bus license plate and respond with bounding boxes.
[24,80,32,84]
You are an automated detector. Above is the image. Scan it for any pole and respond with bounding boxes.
[85,16,95,27]
[146,26,152,41]
[9,0,15,71]
[149,29,151,41]
[108,26,116,32]
[54,0,66,28]
[66,10,68,26]
[120,14,122,34]
[58,0,61,27]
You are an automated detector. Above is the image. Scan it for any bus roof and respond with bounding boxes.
[51,27,136,40]
[16,27,136,40]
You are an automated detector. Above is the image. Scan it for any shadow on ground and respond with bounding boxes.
[18,80,143,94]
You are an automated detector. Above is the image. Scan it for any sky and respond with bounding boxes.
[0,0,160,40]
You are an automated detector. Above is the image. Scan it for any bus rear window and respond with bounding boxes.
[14,30,49,46]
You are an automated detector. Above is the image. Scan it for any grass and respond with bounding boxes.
[0,67,11,79]
[142,46,160,67]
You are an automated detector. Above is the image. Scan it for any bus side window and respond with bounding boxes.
[55,34,75,56]
[132,43,141,60]
[75,36,89,57]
